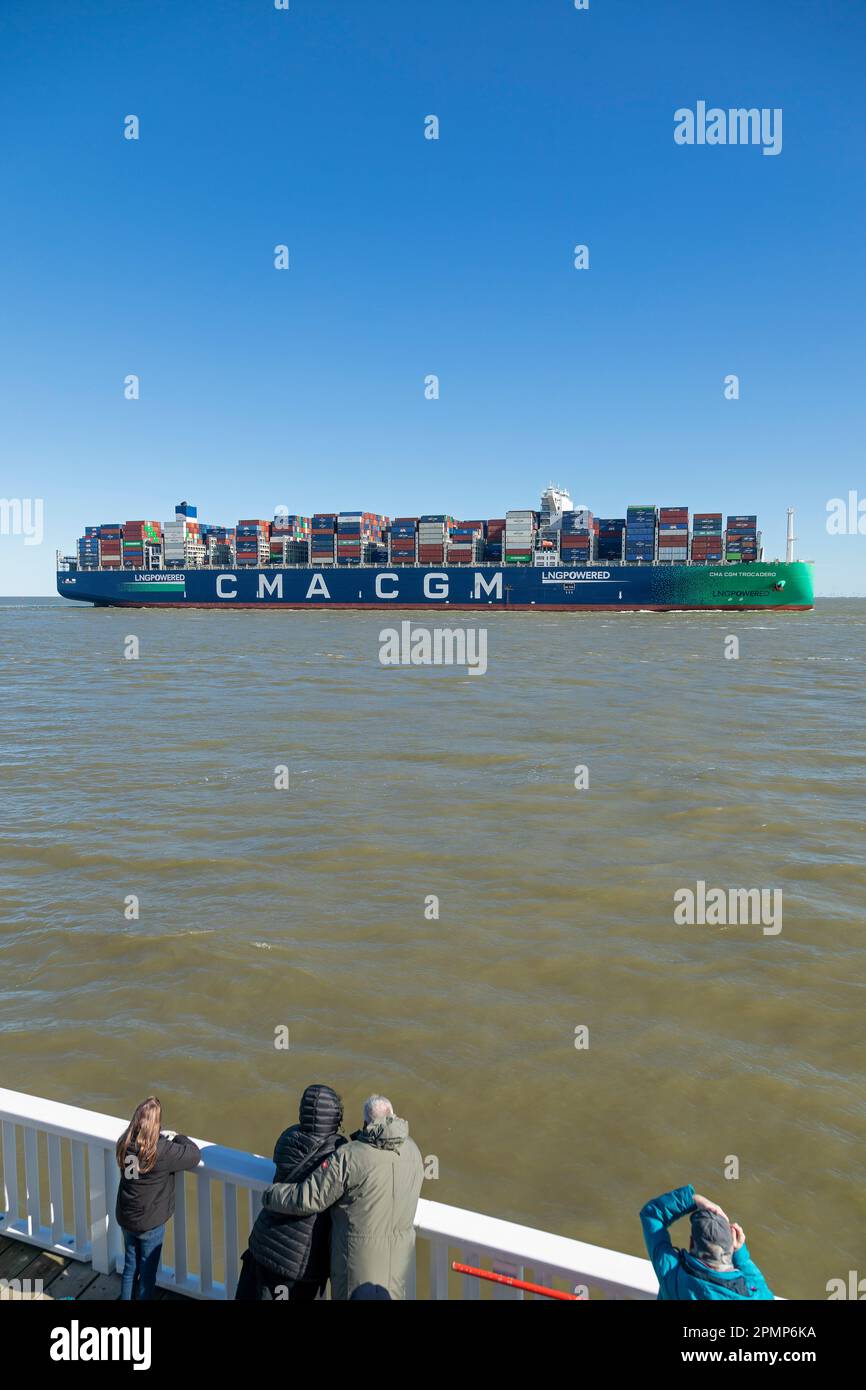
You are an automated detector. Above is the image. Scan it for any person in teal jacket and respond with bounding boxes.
[640,1184,774,1300]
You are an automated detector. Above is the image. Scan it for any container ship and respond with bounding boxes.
[56,488,814,612]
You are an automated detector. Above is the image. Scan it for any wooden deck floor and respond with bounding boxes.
[0,1234,191,1301]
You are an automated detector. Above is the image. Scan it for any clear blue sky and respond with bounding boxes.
[1,0,864,594]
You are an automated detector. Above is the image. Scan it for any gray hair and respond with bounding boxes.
[363,1094,394,1125]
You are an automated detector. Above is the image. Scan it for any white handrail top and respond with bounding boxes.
[0,1086,271,1185]
[0,1086,658,1294]
[415,1196,658,1293]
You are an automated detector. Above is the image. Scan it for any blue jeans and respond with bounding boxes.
[120,1224,165,1300]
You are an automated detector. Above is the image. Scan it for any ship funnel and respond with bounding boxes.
[786,507,796,563]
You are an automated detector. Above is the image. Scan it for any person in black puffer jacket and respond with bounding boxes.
[235,1084,345,1301]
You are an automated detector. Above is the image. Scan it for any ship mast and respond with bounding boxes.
[786,507,796,563]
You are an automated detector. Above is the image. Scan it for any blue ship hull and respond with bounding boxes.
[56,563,814,611]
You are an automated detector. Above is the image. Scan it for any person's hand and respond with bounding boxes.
[161,1130,177,1141]
[692,1192,729,1221]
[730,1222,746,1252]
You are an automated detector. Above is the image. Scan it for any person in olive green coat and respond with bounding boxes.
[261,1094,424,1300]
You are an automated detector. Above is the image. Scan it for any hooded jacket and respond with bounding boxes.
[640,1185,774,1300]
[262,1114,424,1300]
[248,1085,345,1287]
[115,1134,202,1235]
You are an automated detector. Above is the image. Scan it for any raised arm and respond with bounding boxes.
[639,1183,698,1285]
[263,1150,348,1216]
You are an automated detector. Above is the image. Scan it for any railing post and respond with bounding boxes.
[106,1150,123,1272]
[224,1182,239,1300]
[173,1177,188,1288]
[197,1175,214,1297]
[461,1248,481,1301]
[71,1140,88,1256]
[492,1259,524,1300]
[88,1142,110,1274]
[429,1240,450,1299]
[24,1127,40,1237]
[1,1122,19,1227]
[47,1134,65,1245]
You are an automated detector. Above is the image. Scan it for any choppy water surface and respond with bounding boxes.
[1,597,864,1297]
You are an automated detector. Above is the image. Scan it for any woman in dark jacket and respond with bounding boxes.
[115,1096,201,1300]
[235,1084,345,1301]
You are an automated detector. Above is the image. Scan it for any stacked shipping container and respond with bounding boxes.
[447,522,483,565]
[335,512,387,566]
[691,513,723,563]
[73,496,763,573]
[559,508,593,562]
[595,519,626,562]
[485,520,505,562]
[236,520,270,566]
[98,525,123,569]
[726,515,758,562]
[657,507,689,563]
[270,514,311,565]
[77,527,101,569]
[626,506,657,562]
[207,528,235,566]
[184,518,206,568]
[311,514,337,564]
[389,518,417,565]
[504,510,535,564]
[337,512,363,566]
[418,515,451,565]
[121,520,161,569]
[162,519,185,566]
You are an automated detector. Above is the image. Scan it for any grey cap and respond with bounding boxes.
[690,1208,734,1262]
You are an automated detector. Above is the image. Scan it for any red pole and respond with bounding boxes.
[451,1261,582,1301]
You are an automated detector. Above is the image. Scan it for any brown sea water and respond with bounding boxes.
[1,596,864,1298]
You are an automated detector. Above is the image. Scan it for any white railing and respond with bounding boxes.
[0,1088,657,1300]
